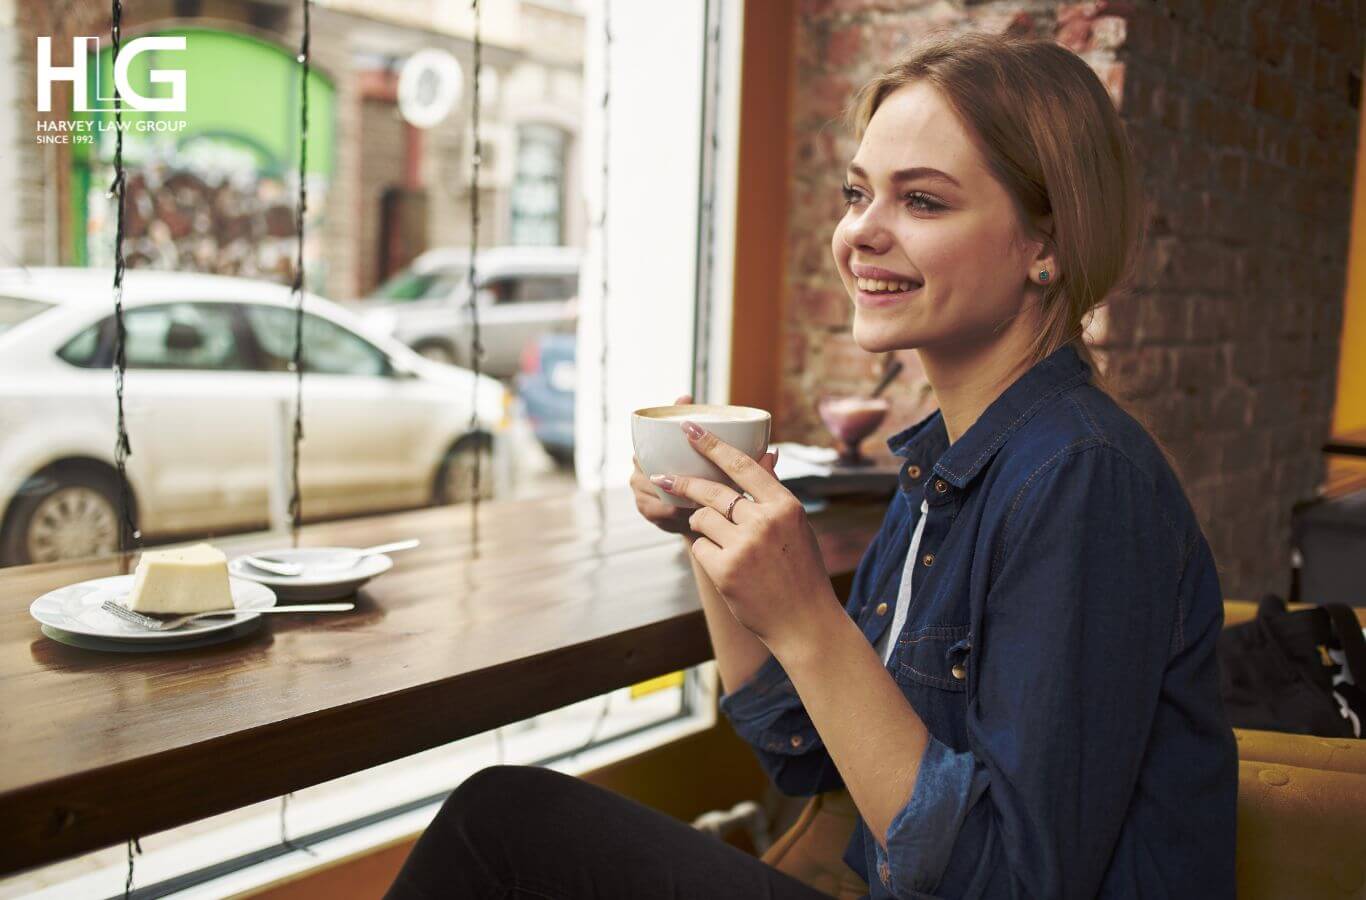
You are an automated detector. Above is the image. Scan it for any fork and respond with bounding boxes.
[101,600,354,631]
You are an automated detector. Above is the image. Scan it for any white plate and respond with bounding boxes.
[227,548,393,602]
[40,619,264,653]
[30,575,277,642]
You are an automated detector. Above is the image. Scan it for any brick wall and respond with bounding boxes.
[780,0,1363,601]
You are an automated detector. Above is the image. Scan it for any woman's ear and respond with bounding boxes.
[1028,217,1057,287]
[1029,251,1058,287]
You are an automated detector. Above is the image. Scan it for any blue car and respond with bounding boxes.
[515,333,575,466]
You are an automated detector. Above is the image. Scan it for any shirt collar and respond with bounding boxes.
[885,342,1092,490]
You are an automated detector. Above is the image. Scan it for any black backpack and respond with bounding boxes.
[1218,594,1366,738]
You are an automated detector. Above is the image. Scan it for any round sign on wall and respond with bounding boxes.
[398,49,463,129]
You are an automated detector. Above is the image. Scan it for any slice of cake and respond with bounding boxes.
[126,543,234,614]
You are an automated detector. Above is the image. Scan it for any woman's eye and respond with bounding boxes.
[841,183,865,206]
[905,192,945,213]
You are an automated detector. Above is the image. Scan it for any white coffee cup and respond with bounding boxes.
[631,404,773,509]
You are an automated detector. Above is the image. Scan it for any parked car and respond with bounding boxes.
[0,268,511,566]
[354,246,580,378]
[515,332,576,466]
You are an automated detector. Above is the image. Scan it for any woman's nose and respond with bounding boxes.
[841,203,893,255]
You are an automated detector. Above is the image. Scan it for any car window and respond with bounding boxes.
[123,303,247,371]
[57,323,102,367]
[245,305,389,377]
[0,296,52,336]
[484,274,577,304]
[370,269,464,303]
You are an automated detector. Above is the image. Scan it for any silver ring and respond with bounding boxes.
[723,493,745,524]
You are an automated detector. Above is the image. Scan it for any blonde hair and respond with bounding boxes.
[846,32,1143,402]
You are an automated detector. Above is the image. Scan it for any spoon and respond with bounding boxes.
[244,539,421,577]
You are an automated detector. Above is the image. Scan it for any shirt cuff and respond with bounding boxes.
[718,653,821,755]
[877,735,989,897]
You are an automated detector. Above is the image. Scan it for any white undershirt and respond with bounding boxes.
[874,499,931,666]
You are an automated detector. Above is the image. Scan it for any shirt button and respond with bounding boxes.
[907,464,922,479]
[951,664,967,680]
[922,552,935,567]
[934,478,948,494]
[876,602,889,616]
[878,859,891,885]
[790,734,804,748]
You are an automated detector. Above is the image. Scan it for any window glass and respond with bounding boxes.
[0,296,52,336]
[509,124,566,246]
[57,323,102,367]
[484,274,577,304]
[123,303,246,371]
[518,275,578,302]
[245,305,389,377]
[370,269,465,303]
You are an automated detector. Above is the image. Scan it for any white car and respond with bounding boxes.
[355,245,579,377]
[0,268,511,566]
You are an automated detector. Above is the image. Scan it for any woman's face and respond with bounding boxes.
[832,82,1051,356]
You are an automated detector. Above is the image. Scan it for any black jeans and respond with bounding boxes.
[384,765,835,899]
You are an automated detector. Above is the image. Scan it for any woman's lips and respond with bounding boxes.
[854,280,922,309]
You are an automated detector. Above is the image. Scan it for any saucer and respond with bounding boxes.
[228,548,393,601]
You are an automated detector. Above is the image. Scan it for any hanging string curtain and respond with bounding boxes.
[466,0,486,543]
[109,0,136,571]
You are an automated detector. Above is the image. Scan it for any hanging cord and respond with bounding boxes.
[595,0,612,491]
[288,0,312,546]
[122,837,142,899]
[109,0,138,574]
[465,0,486,551]
[694,0,722,402]
[274,2,316,856]
[565,692,613,760]
[279,791,317,856]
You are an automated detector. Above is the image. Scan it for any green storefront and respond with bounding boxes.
[71,28,335,282]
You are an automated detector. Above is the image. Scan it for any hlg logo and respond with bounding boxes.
[37,36,187,113]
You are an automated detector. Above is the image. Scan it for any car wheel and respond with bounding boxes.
[0,468,127,566]
[414,341,458,365]
[435,435,496,506]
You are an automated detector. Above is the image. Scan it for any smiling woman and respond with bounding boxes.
[389,31,1237,900]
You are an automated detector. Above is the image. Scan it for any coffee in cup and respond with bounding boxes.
[631,404,772,509]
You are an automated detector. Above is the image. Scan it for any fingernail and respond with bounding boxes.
[651,474,676,492]
[682,421,706,441]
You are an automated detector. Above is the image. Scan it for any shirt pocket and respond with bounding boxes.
[895,624,971,692]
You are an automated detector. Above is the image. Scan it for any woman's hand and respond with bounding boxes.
[649,420,838,656]
[629,394,778,544]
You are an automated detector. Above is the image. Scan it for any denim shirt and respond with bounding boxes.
[719,343,1238,899]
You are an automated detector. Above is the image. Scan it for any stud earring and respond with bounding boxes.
[1039,269,1050,283]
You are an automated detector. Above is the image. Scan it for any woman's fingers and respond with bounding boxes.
[676,426,785,505]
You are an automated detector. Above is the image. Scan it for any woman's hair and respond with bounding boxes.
[846,31,1143,407]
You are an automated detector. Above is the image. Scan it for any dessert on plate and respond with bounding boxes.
[125,542,234,614]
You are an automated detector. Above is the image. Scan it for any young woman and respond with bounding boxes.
[387,32,1237,899]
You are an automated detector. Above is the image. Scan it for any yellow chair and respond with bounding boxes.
[1235,759,1366,898]
[765,753,1366,900]
[761,788,866,899]
[1236,728,1366,775]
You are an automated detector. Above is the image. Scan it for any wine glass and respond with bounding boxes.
[816,395,891,467]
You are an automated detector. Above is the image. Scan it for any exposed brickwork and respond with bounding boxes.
[780,0,1363,600]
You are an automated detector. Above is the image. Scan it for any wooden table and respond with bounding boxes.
[0,488,887,876]
[1324,428,1366,459]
